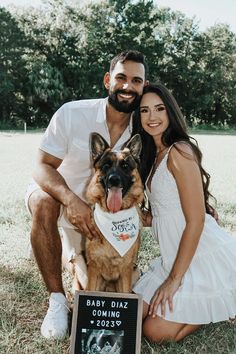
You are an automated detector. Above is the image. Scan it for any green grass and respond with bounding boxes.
[190,129,236,136]
[189,123,236,136]
[0,263,71,354]
[0,133,236,353]
[1,231,236,354]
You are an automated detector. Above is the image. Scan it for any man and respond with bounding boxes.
[26,50,148,339]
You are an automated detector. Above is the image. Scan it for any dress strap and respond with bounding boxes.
[165,143,176,157]
[166,140,188,155]
[164,141,190,165]
[167,144,174,154]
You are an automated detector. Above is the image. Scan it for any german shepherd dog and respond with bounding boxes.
[85,132,144,292]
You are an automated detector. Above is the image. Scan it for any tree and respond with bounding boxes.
[190,25,236,125]
[2,0,236,127]
[16,3,83,125]
[0,7,29,127]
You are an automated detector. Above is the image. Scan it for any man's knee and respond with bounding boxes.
[29,190,60,222]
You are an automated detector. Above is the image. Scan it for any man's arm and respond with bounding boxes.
[33,149,100,239]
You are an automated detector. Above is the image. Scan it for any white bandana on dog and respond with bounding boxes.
[93,203,140,257]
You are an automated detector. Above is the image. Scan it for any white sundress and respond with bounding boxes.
[133,145,236,324]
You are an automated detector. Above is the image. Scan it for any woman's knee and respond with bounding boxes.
[143,317,180,343]
[143,318,166,343]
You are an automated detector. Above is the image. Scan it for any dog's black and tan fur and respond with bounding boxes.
[85,132,144,292]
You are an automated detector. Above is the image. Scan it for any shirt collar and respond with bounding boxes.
[96,97,108,123]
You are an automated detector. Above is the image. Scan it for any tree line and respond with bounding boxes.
[1,0,236,129]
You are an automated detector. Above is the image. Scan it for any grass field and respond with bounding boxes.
[0,132,236,354]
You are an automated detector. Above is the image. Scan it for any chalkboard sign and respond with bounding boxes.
[70,291,143,354]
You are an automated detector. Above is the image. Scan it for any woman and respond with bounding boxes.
[133,83,236,342]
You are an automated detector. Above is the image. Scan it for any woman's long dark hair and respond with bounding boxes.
[132,83,215,214]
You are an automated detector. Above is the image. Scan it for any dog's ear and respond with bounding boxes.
[123,134,142,160]
[90,132,110,160]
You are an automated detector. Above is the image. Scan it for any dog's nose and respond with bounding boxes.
[108,173,121,187]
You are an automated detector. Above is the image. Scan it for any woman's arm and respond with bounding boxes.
[149,143,205,317]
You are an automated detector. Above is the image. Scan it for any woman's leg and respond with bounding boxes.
[142,304,201,343]
[142,301,149,319]
[175,323,202,341]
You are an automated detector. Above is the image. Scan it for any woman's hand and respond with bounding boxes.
[149,276,182,318]
[142,210,153,226]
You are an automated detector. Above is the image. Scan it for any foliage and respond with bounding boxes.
[191,25,236,126]
[0,7,30,127]
[0,0,236,127]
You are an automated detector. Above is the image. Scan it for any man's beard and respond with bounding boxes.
[108,89,141,113]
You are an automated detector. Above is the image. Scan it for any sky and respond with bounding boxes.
[156,0,236,33]
[1,0,236,33]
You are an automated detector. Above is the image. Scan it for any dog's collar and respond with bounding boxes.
[93,203,140,257]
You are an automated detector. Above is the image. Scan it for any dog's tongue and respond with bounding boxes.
[107,187,123,213]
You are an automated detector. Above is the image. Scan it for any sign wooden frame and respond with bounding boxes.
[70,291,143,354]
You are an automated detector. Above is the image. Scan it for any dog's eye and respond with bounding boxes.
[120,161,130,171]
[102,163,111,173]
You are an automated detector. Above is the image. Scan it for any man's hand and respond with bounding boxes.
[64,193,100,239]
[149,276,182,318]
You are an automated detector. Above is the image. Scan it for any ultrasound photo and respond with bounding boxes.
[81,328,124,354]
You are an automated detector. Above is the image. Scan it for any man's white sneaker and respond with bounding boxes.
[41,292,69,340]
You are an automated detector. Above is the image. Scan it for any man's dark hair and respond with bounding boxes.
[109,50,148,79]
